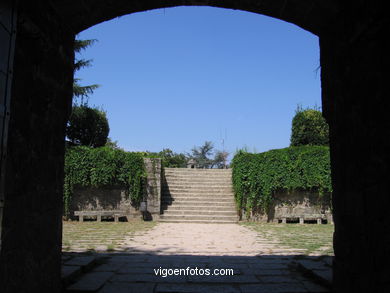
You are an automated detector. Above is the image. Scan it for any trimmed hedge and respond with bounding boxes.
[63,146,146,217]
[231,145,332,212]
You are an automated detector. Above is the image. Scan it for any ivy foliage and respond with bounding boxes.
[231,146,332,212]
[290,106,329,146]
[63,146,146,216]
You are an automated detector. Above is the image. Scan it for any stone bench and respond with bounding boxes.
[279,214,327,224]
[74,210,128,222]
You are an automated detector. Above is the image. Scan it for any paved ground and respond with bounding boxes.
[119,223,307,255]
[63,223,332,292]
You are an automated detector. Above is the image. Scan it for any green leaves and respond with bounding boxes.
[290,106,329,146]
[232,146,332,213]
[66,105,110,148]
[63,146,146,217]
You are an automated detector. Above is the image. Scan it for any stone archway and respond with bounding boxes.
[1,1,389,292]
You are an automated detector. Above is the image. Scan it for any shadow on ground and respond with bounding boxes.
[62,250,332,293]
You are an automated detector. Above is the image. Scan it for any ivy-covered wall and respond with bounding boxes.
[232,145,332,217]
[63,146,146,218]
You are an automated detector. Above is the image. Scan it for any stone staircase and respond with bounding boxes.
[160,168,238,223]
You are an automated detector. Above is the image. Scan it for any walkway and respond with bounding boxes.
[62,223,332,292]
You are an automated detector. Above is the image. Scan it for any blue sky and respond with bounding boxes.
[77,6,321,158]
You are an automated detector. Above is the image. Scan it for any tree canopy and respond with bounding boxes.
[290,106,329,146]
[66,105,109,148]
[189,141,229,168]
[73,39,100,105]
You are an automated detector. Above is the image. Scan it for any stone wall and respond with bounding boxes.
[143,158,162,219]
[0,1,74,292]
[247,191,332,223]
[0,0,17,255]
[69,186,140,220]
[69,158,161,220]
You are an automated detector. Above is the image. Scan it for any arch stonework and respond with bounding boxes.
[0,1,389,292]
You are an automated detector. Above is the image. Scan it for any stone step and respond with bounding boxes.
[162,191,234,196]
[162,203,236,208]
[158,219,237,224]
[162,185,232,189]
[164,171,231,175]
[164,177,232,182]
[162,210,237,216]
[161,168,235,223]
[163,203,236,211]
[164,171,232,175]
[163,172,232,178]
[163,180,232,185]
[162,195,235,200]
[164,173,232,177]
[161,186,233,193]
[162,202,236,208]
[164,168,232,172]
[159,214,238,221]
[161,195,234,204]
[162,186,233,190]
[161,193,234,201]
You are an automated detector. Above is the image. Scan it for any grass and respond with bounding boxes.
[62,220,156,252]
[241,222,334,255]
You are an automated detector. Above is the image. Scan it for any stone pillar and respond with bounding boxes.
[0,2,74,292]
[299,217,304,225]
[0,0,17,256]
[143,158,161,220]
[320,5,390,291]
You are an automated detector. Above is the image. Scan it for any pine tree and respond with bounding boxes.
[73,39,100,105]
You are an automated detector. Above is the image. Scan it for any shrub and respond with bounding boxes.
[290,107,329,146]
[231,146,332,212]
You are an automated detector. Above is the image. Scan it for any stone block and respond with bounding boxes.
[65,256,96,270]
[156,283,240,293]
[98,282,155,293]
[240,283,309,293]
[67,272,114,292]
[61,265,81,285]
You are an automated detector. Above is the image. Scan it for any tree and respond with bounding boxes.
[73,39,100,105]
[158,149,187,168]
[189,141,215,168]
[290,106,329,146]
[105,137,123,150]
[66,105,109,147]
[213,150,229,169]
[66,39,109,148]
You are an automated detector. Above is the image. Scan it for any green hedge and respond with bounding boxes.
[231,145,332,212]
[63,146,146,217]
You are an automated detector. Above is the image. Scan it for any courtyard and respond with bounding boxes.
[62,221,333,292]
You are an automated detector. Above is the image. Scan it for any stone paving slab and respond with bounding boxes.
[63,223,331,292]
[62,265,82,286]
[155,283,241,293]
[93,262,124,272]
[293,257,333,288]
[98,282,155,293]
[65,255,96,268]
[240,283,309,293]
[67,272,114,292]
